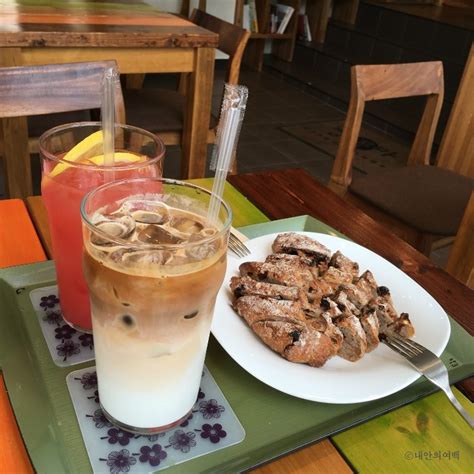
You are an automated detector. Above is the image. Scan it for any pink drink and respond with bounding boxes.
[40,123,164,332]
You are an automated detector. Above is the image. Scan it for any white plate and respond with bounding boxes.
[212,232,451,404]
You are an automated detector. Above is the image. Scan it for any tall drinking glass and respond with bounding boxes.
[40,122,164,333]
[81,178,231,433]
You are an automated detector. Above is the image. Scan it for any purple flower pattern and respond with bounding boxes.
[167,430,196,453]
[199,399,225,419]
[87,409,113,429]
[200,423,227,443]
[180,413,194,427]
[36,288,240,471]
[102,428,135,446]
[196,388,205,401]
[100,449,136,473]
[42,310,63,326]
[55,324,77,341]
[33,289,96,365]
[76,372,97,390]
[79,333,94,349]
[40,294,59,310]
[135,444,167,467]
[87,390,100,404]
[56,339,80,361]
[65,356,240,472]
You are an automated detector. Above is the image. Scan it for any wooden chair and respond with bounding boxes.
[329,54,474,255]
[0,60,125,198]
[124,9,250,175]
[446,191,474,289]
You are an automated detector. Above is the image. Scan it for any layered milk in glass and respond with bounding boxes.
[82,181,229,433]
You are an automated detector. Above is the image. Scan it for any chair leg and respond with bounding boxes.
[125,74,145,90]
[1,116,33,198]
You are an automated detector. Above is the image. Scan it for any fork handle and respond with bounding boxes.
[441,386,474,429]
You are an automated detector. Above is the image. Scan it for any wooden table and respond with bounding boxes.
[0,0,218,198]
[1,168,473,473]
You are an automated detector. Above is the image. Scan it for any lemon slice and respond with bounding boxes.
[49,130,104,178]
[85,152,145,166]
[48,130,143,178]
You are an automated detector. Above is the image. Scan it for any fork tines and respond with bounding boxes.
[228,232,251,258]
[384,333,425,358]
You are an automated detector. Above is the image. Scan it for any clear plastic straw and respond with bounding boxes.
[101,66,117,167]
[208,84,248,223]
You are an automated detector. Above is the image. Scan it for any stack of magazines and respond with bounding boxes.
[270,3,295,34]
[243,0,259,33]
[243,1,296,35]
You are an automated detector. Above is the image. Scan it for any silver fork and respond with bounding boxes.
[228,228,251,258]
[383,333,474,429]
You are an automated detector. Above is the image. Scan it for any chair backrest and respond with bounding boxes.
[436,43,474,179]
[446,191,474,289]
[0,60,124,198]
[0,60,125,122]
[330,61,444,190]
[191,9,250,84]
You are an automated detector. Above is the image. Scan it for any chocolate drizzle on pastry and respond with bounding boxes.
[230,232,415,367]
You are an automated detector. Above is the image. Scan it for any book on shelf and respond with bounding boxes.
[243,4,250,31]
[242,1,258,33]
[275,3,295,34]
[248,0,259,33]
[304,15,312,42]
[297,14,312,42]
[270,5,277,33]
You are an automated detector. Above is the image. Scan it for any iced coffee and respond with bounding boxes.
[81,178,231,433]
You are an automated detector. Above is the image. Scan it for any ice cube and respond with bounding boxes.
[91,216,135,246]
[200,227,218,237]
[186,241,218,261]
[120,199,170,222]
[132,209,168,225]
[171,217,204,235]
[137,225,184,245]
[121,250,172,265]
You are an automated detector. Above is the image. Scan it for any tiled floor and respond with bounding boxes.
[157,65,351,184]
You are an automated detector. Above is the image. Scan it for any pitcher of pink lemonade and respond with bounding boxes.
[40,122,165,332]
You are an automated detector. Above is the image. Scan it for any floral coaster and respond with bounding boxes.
[29,286,94,367]
[66,366,245,473]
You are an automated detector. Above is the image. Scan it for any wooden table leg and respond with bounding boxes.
[0,48,33,199]
[0,116,33,198]
[125,73,145,89]
[181,47,215,179]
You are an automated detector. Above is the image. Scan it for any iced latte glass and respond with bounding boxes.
[40,122,164,332]
[81,178,231,433]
